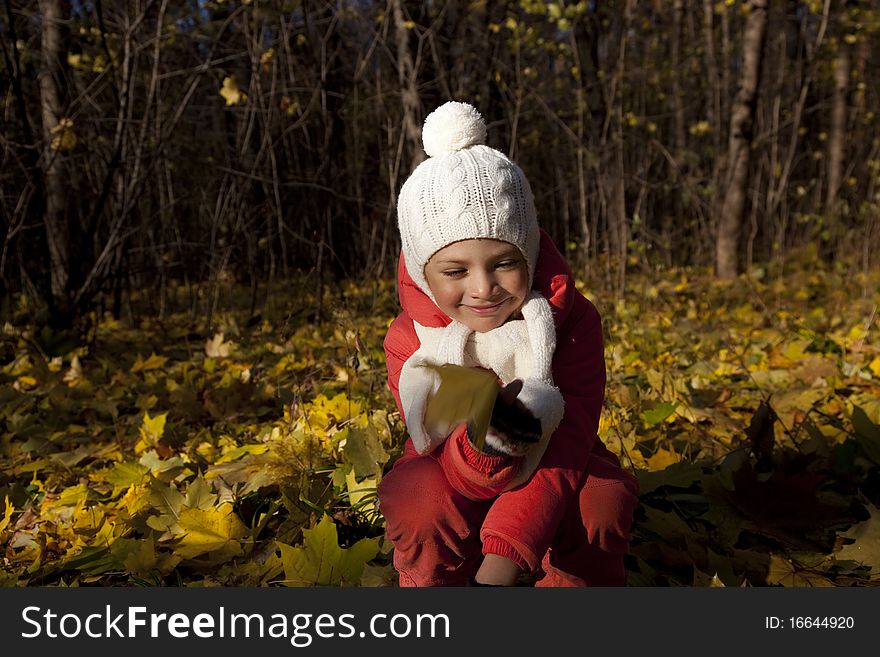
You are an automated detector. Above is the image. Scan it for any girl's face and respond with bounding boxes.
[424,239,529,333]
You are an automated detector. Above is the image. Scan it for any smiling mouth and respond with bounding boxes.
[463,301,507,314]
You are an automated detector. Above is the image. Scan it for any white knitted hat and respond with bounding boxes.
[397,101,541,302]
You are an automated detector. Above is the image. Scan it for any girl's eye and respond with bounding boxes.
[496,260,519,269]
[442,269,466,278]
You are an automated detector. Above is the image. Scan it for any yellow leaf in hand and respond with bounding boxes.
[422,364,499,451]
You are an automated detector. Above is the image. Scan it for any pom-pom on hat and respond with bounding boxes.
[397,101,540,303]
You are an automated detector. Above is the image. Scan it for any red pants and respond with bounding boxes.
[378,435,639,587]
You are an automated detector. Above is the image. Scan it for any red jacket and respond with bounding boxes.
[383,230,608,571]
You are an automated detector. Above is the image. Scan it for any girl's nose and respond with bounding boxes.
[469,270,497,298]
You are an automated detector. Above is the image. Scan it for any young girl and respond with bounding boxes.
[377,101,639,587]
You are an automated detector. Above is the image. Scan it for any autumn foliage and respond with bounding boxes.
[1,249,879,587]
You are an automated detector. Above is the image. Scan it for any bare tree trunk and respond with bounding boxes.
[826,41,850,210]
[391,0,424,171]
[716,0,768,280]
[720,5,731,133]
[38,0,70,318]
[605,0,633,297]
[671,1,687,159]
[703,0,721,156]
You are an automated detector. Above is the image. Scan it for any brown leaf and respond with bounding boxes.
[745,400,776,470]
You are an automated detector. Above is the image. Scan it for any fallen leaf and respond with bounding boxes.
[130,353,168,373]
[766,555,835,587]
[205,333,235,358]
[174,504,249,560]
[646,447,682,471]
[277,514,378,586]
[184,474,218,511]
[835,503,880,572]
[342,425,388,479]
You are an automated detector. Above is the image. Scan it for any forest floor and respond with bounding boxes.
[1,246,879,587]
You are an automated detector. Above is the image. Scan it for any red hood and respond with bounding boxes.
[396,229,576,330]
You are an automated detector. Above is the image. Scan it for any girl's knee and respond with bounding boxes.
[378,456,466,541]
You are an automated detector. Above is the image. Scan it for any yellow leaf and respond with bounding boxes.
[783,338,811,362]
[869,356,880,378]
[184,474,218,510]
[118,484,152,517]
[174,504,248,559]
[220,76,247,106]
[766,555,834,587]
[646,447,683,471]
[50,117,77,151]
[140,411,168,444]
[423,364,500,451]
[130,352,168,373]
[259,47,274,72]
[277,515,379,586]
[345,469,378,515]
[0,496,14,534]
[304,393,362,430]
[120,536,158,576]
[102,461,150,496]
[145,478,185,533]
[215,442,268,464]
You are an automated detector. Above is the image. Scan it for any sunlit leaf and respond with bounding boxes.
[646,447,683,471]
[135,412,168,454]
[130,353,168,373]
[184,474,218,510]
[174,504,249,559]
[345,469,378,515]
[145,478,185,533]
[219,76,247,106]
[0,496,14,534]
[641,402,677,428]
[423,364,499,450]
[103,461,150,496]
[342,424,388,479]
[277,515,378,586]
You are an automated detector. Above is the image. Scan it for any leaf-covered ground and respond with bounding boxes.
[1,249,879,587]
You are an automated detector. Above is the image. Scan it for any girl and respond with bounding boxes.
[377,101,639,587]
